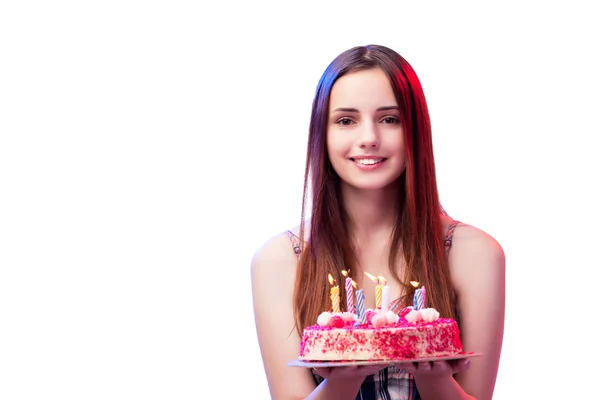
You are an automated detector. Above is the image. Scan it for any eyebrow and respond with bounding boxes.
[331,106,399,112]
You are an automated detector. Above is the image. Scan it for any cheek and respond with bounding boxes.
[325,134,333,155]
[389,135,406,156]
[396,142,407,157]
[326,133,348,158]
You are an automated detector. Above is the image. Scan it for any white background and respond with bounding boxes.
[1,1,598,399]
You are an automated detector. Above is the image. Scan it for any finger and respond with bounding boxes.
[452,358,470,373]
[432,361,450,372]
[401,363,416,373]
[358,364,390,375]
[417,361,433,371]
[329,364,389,380]
[312,367,332,378]
[327,365,369,379]
[399,362,418,373]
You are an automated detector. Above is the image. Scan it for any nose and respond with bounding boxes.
[357,122,380,149]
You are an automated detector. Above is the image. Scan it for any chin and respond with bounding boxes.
[342,177,400,192]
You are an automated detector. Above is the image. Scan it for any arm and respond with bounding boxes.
[251,233,375,400]
[251,233,368,400]
[251,233,316,400]
[449,225,505,400]
[409,225,505,400]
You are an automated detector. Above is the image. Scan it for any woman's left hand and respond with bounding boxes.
[399,358,471,377]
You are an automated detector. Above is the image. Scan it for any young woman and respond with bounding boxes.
[251,44,505,400]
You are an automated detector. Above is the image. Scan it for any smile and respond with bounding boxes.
[350,158,385,165]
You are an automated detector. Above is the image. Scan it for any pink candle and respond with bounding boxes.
[345,277,355,314]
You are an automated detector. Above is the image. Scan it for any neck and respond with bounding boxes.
[340,183,400,242]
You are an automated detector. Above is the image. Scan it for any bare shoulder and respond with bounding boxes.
[452,223,503,254]
[250,230,299,314]
[449,223,505,284]
[251,230,297,277]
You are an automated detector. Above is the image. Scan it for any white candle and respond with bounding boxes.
[377,276,388,311]
[381,284,390,312]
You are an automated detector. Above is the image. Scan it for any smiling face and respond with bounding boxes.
[326,68,406,191]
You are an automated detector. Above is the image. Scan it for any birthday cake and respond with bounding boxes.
[298,307,463,361]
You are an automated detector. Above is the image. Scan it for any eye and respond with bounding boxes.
[381,116,400,124]
[336,117,355,126]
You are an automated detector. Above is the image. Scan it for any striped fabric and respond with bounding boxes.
[287,218,460,400]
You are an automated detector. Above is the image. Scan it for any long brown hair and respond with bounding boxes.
[293,44,457,335]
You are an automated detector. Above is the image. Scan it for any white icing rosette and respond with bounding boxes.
[404,307,440,323]
[420,308,440,322]
[317,311,332,326]
[341,312,358,323]
[369,309,400,327]
[317,311,358,327]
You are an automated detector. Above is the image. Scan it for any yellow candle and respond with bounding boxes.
[365,272,384,309]
[331,286,340,313]
[375,276,385,309]
[328,274,340,313]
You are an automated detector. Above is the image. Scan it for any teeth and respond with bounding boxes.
[355,158,383,165]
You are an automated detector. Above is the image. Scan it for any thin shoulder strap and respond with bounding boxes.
[444,220,460,256]
[286,230,302,256]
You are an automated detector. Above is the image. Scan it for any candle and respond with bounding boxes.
[414,289,423,310]
[345,277,355,314]
[341,270,355,314]
[376,275,387,310]
[328,273,340,313]
[355,288,366,324]
[422,286,427,309]
[380,276,390,312]
[364,272,382,308]
[411,281,424,310]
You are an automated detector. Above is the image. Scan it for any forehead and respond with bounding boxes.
[329,68,397,111]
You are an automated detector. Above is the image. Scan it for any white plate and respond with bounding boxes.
[288,352,481,368]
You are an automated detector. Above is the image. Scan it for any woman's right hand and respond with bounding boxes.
[312,364,389,381]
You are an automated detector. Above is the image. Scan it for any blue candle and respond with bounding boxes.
[355,289,366,323]
[413,287,424,310]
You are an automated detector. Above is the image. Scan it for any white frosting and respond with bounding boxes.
[384,310,399,324]
[317,311,357,327]
[371,313,388,327]
[405,309,422,323]
[341,312,358,323]
[316,306,437,328]
[405,307,440,323]
[369,309,400,327]
[317,312,332,326]
[420,308,440,322]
